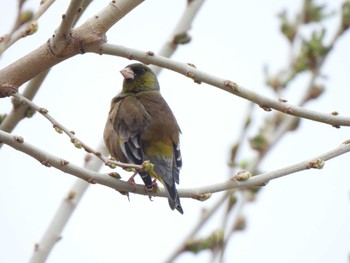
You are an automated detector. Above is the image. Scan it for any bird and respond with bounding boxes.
[104,63,183,214]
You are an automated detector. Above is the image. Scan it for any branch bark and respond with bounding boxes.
[0,0,144,97]
[98,43,350,127]
[1,129,349,199]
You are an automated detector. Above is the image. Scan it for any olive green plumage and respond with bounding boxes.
[104,63,183,214]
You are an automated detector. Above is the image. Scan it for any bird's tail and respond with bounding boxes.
[150,160,183,214]
[138,171,153,190]
[163,181,183,214]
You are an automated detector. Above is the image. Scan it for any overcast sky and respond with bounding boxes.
[1,0,350,262]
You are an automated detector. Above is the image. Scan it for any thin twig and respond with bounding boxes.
[11,93,140,170]
[0,70,50,135]
[0,0,92,140]
[151,0,205,75]
[0,0,56,55]
[35,0,57,20]
[165,192,230,263]
[53,0,85,46]
[216,191,248,263]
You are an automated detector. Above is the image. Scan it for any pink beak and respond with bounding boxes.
[120,67,135,80]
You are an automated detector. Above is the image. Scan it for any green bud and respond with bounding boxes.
[278,11,297,43]
[306,84,325,101]
[192,193,212,202]
[19,10,34,25]
[67,191,76,200]
[307,159,325,169]
[0,114,7,125]
[173,32,191,45]
[250,134,269,153]
[107,162,117,169]
[228,143,239,167]
[266,74,283,92]
[341,1,350,31]
[72,139,82,149]
[25,108,35,118]
[109,172,121,179]
[288,117,301,132]
[54,126,63,134]
[25,21,38,36]
[184,230,223,254]
[260,105,272,112]
[227,194,238,211]
[233,170,252,181]
[238,160,250,170]
[233,215,246,231]
[302,0,332,24]
[294,29,329,73]
[0,35,6,43]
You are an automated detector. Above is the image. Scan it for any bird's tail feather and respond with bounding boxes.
[150,158,184,214]
[163,181,183,214]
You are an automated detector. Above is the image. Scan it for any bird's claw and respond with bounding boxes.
[152,179,159,190]
[143,185,154,201]
[127,173,138,192]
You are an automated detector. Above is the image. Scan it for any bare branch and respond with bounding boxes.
[28,1,206,261]
[0,129,146,194]
[53,0,86,46]
[0,70,50,135]
[151,0,205,75]
[11,93,141,170]
[0,0,55,55]
[165,192,230,263]
[34,0,57,20]
[0,0,144,97]
[99,43,350,127]
[0,0,93,141]
[1,129,349,199]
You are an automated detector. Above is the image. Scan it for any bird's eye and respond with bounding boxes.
[133,68,145,76]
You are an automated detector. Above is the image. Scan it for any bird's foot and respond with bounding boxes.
[127,172,138,192]
[151,179,159,190]
[141,185,153,201]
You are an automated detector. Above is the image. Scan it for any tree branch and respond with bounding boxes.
[0,0,55,55]
[0,70,50,136]
[0,129,146,195]
[151,0,205,75]
[165,192,230,263]
[11,93,141,170]
[0,0,144,97]
[98,43,350,127]
[1,129,349,199]
[54,0,86,47]
[28,1,205,261]
[0,0,93,142]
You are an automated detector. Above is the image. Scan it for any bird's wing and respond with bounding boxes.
[113,95,151,164]
[173,142,182,184]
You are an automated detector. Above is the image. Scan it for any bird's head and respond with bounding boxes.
[120,63,160,93]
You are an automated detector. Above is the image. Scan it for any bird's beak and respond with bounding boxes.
[120,67,135,80]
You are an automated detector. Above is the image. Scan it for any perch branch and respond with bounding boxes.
[99,43,350,128]
[11,92,141,170]
[1,129,349,198]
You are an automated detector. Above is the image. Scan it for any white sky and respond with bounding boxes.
[0,0,350,262]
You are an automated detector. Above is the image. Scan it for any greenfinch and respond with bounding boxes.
[104,63,183,214]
